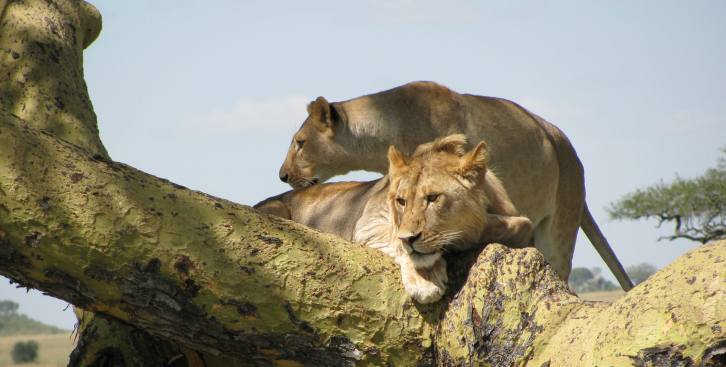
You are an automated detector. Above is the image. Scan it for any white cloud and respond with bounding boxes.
[192,95,310,134]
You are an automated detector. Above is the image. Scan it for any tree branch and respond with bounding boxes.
[0,111,431,364]
[657,233,708,244]
[2,111,725,365]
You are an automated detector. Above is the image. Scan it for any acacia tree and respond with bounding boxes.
[609,149,726,244]
[0,300,19,316]
[567,267,594,292]
[626,263,658,285]
[0,1,724,366]
[567,267,618,293]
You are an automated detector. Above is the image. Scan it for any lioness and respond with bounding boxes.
[256,135,533,303]
[277,81,633,290]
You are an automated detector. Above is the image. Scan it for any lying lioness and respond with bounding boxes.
[256,135,532,303]
[277,81,633,290]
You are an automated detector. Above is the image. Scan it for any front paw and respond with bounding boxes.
[404,276,445,304]
[399,258,447,304]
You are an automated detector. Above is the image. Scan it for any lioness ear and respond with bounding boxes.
[387,145,409,176]
[459,141,488,181]
[307,96,343,132]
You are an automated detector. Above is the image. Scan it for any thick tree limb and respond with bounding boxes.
[0,111,435,365]
[0,1,724,366]
[0,0,106,158]
[1,1,164,364]
[1,112,725,366]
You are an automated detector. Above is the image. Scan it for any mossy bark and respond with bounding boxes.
[0,1,724,366]
[0,1,152,365]
[436,242,725,366]
[0,0,106,159]
[0,110,435,365]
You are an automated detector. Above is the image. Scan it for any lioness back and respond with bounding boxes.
[255,179,387,241]
[280,81,560,223]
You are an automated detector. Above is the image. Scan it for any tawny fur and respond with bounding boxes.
[258,135,533,304]
[277,81,633,290]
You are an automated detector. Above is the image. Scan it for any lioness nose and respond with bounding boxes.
[399,232,422,246]
[279,174,289,183]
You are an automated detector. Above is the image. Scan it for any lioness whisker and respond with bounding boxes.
[421,230,464,251]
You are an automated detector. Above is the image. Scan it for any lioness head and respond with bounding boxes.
[387,134,490,268]
[278,97,348,188]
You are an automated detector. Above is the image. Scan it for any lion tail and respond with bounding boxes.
[581,204,634,291]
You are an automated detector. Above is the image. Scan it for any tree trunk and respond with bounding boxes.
[0,1,153,365]
[0,1,724,366]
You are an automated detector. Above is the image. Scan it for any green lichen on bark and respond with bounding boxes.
[0,111,435,365]
[433,243,725,366]
[0,0,106,158]
[1,109,725,365]
[535,241,725,366]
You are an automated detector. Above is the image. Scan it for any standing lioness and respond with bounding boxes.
[257,135,533,303]
[278,81,633,290]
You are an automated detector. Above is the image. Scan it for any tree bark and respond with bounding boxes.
[0,1,724,366]
[0,1,146,365]
[0,0,106,159]
[0,109,438,365]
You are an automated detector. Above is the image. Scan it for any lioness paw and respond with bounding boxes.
[399,257,447,304]
[404,278,445,304]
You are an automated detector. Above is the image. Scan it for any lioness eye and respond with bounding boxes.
[296,140,305,149]
[426,193,440,203]
[396,197,406,206]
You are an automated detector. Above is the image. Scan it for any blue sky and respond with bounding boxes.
[1,0,724,329]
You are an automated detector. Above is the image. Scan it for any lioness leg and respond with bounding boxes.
[533,215,579,281]
[253,198,291,219]
[481,214,533,248]
[532,117,585,281]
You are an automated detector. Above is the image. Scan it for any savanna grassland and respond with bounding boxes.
[0,333,75,367]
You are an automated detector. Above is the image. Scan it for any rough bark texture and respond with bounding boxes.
[0,1,724,366]
[0,0,106,159]
[0,110,435,365]
[0,1,147,365]
[436,242,725,366]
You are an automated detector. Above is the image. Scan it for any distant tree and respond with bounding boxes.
[11,340,39,364]
[608,148,726,244]
[0,300,19,316]
[592,277,618,292]
[569,267,618,293]
[626,263,658,285]
[568,267,594,293]
[0,300,66,336]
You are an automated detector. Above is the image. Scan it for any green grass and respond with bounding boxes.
[0,333,75,367]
